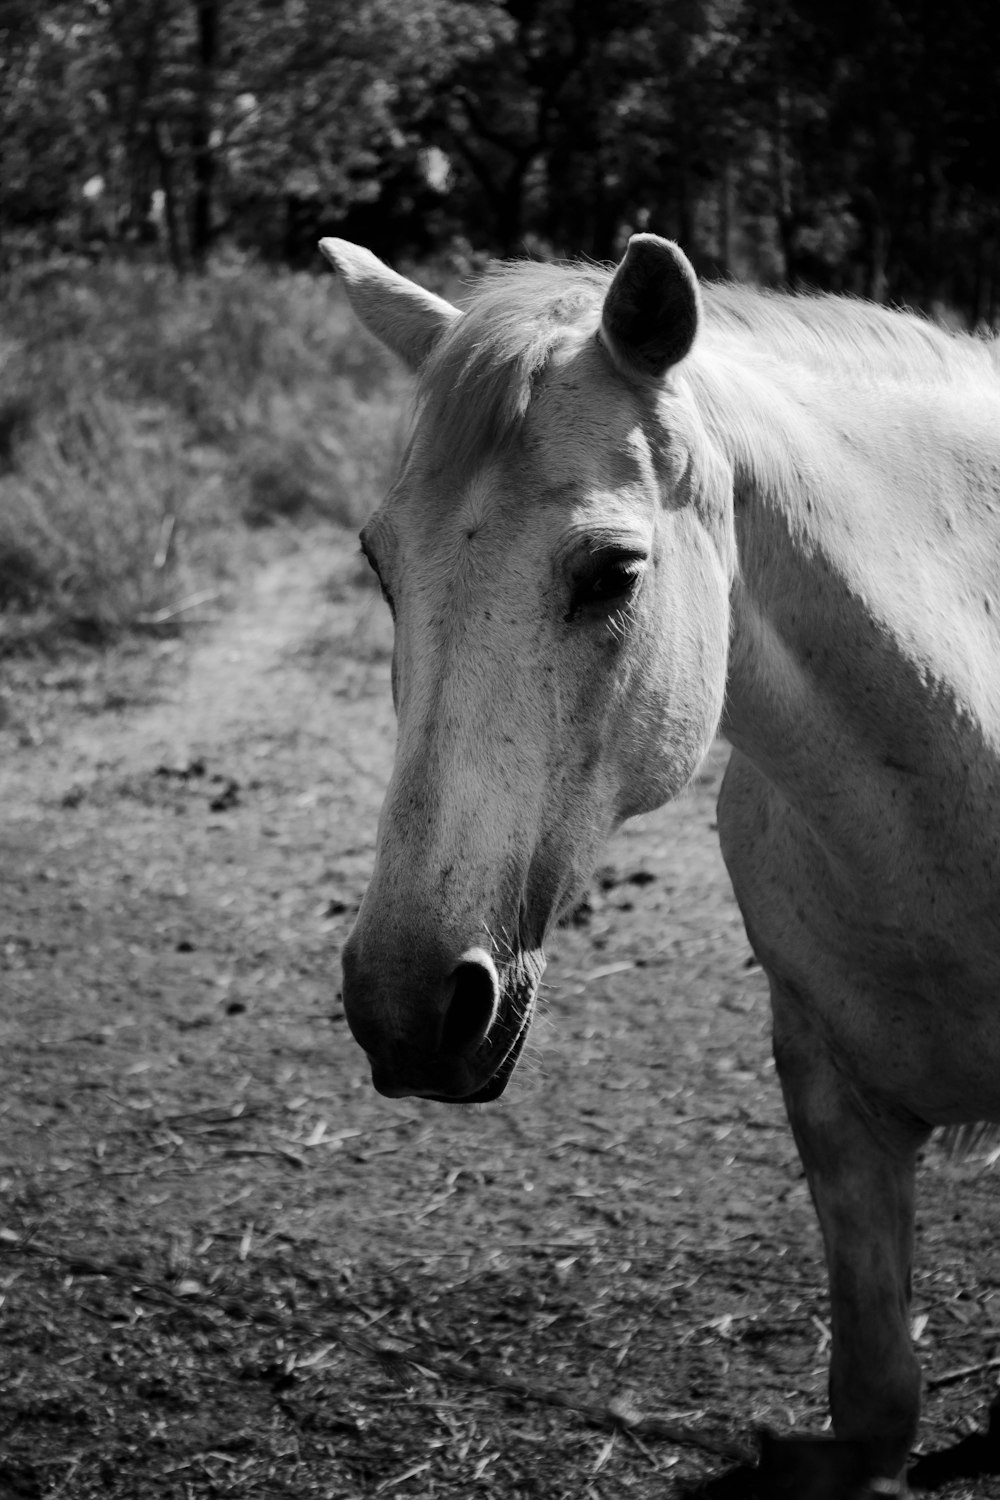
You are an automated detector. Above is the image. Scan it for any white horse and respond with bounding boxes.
[321,231,1000,1497]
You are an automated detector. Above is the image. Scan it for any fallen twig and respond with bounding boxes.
[387,1343,755,1464]
[926,1354,1000,1389]
[136,589,221,626]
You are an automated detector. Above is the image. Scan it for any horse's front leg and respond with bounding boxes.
[764,984,932,1497]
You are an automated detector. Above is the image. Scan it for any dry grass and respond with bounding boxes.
[0,256,411,649]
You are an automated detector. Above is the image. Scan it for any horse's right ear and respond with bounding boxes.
[600,234,701,381]
[319,239,460,372]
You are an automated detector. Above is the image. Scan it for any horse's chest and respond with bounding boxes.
[719,749,1000,1119]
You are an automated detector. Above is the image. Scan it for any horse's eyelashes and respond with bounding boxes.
[568,557,645,619]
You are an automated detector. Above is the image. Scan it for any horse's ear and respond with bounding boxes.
[319,238,460,372]
[599,234,701,381]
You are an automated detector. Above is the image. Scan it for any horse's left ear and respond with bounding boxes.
[319,238,460,372]
[600,234,701,381]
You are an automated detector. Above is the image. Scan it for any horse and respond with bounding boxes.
[319,231,1000,1497]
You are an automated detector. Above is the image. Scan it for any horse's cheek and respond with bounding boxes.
[617,575,728,817]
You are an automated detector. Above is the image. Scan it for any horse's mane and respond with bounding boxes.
[415,258,998,481]
[703,279,996,384]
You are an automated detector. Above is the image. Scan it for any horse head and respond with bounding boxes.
[321,235,735,1101]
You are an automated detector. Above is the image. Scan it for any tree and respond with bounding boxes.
[0,0,996,321]
[220,0,501,261]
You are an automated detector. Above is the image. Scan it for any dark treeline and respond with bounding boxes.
[2,0,998,322]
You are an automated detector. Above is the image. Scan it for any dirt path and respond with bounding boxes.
[1,534,999,1499]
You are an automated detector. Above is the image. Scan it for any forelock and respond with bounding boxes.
[415,260,610,483]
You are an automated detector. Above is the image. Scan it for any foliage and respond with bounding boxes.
[1,0,997,321]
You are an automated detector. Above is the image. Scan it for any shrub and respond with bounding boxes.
[0,256,411,646]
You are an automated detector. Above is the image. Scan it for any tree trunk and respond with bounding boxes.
[190,0,219,267]
[151,122,185,272]
[718,157,734,276]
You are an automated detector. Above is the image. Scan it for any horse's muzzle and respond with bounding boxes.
[341,937,542,1102]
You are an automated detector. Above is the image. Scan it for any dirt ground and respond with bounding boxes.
[2,529,999,1500]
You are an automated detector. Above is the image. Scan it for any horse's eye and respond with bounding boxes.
[569,555,646,618]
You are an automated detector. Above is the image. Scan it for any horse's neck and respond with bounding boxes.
[716,364,1000,803]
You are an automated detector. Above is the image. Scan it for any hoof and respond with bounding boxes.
[907,1400,1000,1488]
[757,1431,908,1500]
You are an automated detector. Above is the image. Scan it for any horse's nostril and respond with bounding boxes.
[440,948,499,1058]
